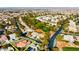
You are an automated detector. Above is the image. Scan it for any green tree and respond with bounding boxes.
[0,23,4,29]
[35,22,45,29]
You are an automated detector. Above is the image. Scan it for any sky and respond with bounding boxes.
[0,0,79,7]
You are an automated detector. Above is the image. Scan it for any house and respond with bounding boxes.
[29,44,38,51]
[74,36,79,41]
[63,35,75,43]
[8,47,14,51]
[69,20,77,32]
[35,29,43,33]
[31,32,39,39]
[39,34,44,38]
[5,24,10,30]
[36,15,59,26]
[0,35,8,41]
[51,20,57,26]
[9,33,16,40]
[16,40,31,48]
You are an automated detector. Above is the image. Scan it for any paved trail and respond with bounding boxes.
[18,17,33,32]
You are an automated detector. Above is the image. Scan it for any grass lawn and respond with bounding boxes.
[63,47,79,51]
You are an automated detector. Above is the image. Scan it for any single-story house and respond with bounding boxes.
[74,36,79,41]
[9,33,16,40]
[63,35,75,43]
[0,35,8,41]
[69,20,77,32]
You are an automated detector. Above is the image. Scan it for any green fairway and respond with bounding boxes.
[63,47,79,51]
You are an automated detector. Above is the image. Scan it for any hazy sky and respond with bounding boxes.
[0,0,79,7]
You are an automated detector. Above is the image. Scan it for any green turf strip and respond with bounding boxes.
[63,47,79,51]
